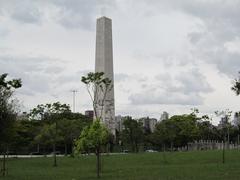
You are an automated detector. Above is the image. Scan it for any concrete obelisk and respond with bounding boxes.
[95,16,115,136]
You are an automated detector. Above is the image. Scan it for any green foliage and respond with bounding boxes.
[81,72,112,120]
[0,73,22,148]
[29,102,71,121]
[81,72,112,89]
[11,120,42,154]
[0,73,22,90]
[121,117,144,152]
[197,120,218,140]
[231,72,240,95]
[7,111,92,154]
[152,114,200,149]
[75,119,109,178]
[35,123,63,146]
[75,119,109,154]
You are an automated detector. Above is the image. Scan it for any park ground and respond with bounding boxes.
[2,150,240,180]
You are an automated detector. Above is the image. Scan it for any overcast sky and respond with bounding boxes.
[1,0,240,123]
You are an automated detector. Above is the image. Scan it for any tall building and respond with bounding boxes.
[115,115,128,132]
[233,112,240,127]
[160,111,169,121]
[217,115,229,129]
[85,110,94,119]
[95,16,115,136]
[139,117,157,133]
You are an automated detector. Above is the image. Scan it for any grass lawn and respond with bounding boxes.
[2,150,240,180]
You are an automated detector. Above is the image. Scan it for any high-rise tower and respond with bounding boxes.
[95,16,115,136]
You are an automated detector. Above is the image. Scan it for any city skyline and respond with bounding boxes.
[0,0,240,124]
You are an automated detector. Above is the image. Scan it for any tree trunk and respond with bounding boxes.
[96,148,100,178]
[227,128,230,150]
[171,142,173,152]
[238,134,240,149]
[135,142,138,153]
[53,120,57,167]
[43,146,46,157]
[53,143,57,167]
[2,152,6,176]
[64,143,67,156]
[71,143,75,157]
[222,136,226,164]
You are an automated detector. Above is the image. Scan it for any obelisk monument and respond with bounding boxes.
[95,16,115,136]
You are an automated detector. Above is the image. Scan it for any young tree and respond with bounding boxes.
[215,109,232,164]
[75,120,109,178]
[76,72,112,178]
[81,72,112,120]
[0,73,21,176]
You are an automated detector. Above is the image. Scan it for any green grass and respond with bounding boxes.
[2,150,240,180]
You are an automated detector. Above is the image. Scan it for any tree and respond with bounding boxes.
[231,72,240,95]
[9,112,91,156]
[30,102,71,167]
[215,110,232,144]
[197,120,215,140]
[75,120,109,178]
[215,109,232,164]
[81,72,112,120]
[153,119,177,151]
[152,113,199,150]
[35,123,63,156]
[75,72,112,178]
[121,116,144,152]
[11,119,42,154]
[0,73,21,176]
[58,118,84,156]
[29,102,71,121]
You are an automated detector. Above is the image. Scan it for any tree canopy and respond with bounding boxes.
[232,72,240,95]
[81,72,112,120]
[0,73,22,147]
[121,116,144,152]
[75,119,109,178]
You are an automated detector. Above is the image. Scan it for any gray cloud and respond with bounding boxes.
[0,0,43,24]
[129,69,213,105]
[0,54,65,95]
[138,0,240,77]
[0,27,9,37]
[182,1,240,77]
[189,32,240,77]
[143,0,240,35]
[176,70,213,94]
[115,73,130,82]
[44,66,64,74]
[10,5,42,24]
[0,0,116,29]
[208,49,240,77]
[52,0,116,29]
[129,91,203,105]
[155,69,213,94]
[56,74,81,84]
